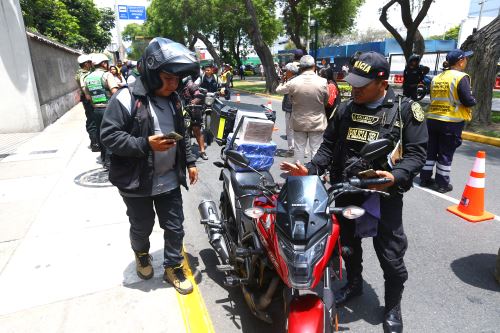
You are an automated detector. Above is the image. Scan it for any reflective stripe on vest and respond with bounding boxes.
[85,70,110,106]
[427,69,472,122]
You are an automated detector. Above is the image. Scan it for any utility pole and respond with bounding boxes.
[114,0,125,60]
[477,0,485,30]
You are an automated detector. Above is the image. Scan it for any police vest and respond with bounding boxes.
[85,70,111,106]
[428,69,472,122]
[332,99,401,181]
[200,74,219,93]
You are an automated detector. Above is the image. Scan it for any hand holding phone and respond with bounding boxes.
[163,131,183,141]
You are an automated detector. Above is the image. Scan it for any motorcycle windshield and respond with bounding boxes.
[276,176,329,243]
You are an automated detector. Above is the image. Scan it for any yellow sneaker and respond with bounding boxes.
[163,265,193,295]
[134,252,154,280]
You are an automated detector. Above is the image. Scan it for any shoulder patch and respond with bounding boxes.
[411,102,424,122]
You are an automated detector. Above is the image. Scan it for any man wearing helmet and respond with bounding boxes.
[84,53,119,169]
[100,38,199,295]
[402,54,429,100]
[75,54,99,152]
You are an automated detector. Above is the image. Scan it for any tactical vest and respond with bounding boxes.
[85,70,111,106]
[428,69,472,122]
[331,98,401,182]
[200,74,219,93]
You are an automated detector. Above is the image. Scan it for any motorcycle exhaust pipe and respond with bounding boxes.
[198,200,230,264]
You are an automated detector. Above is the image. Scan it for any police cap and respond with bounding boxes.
[345,51,390,88]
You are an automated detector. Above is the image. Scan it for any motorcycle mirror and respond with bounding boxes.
[226,150,249,168]
[213,161,224,168]
[359,138,393,162]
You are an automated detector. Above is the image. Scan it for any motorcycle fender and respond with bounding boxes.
[288,294,325,333]
[287,294,324,333]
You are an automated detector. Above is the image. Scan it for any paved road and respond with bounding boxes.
[182,92,500,333]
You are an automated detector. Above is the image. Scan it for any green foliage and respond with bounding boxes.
[122,23,150,60]
[20,0,115,52]
[429,25,460,41]
[280,0,363,49]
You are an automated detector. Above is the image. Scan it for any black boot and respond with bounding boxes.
[383,303,403,333]
[334,275,363,306]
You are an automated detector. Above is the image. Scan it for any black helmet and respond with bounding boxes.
[139,37,200,92]
[408,54,421,63]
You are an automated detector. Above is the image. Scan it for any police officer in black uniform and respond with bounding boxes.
[280,52,428,333]
[402,54,430,100]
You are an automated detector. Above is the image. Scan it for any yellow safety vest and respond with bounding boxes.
[427,69,472,122]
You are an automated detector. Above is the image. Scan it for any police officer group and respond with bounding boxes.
[76,41,475,333]
[281,49,475,333]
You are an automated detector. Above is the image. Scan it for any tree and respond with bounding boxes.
[122,23,150,59]
[429,25,460,41]
[244,0,280,93]
[461,16,500,126]
[20,0,114,52]
[280,0,363,51]
[379,0,433,60]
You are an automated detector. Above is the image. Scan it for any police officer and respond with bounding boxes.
[84,54,119,169]
[196,65,219,93]
[75,54,99,151]
[402,54,430,100]
[419,49,476,193]
[280,52,428,333]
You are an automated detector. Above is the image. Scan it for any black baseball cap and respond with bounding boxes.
[345,51,390,88]
[446,49,473,66]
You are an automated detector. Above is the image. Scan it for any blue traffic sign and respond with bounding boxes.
[127,6,146,20]
[118,5,128,19]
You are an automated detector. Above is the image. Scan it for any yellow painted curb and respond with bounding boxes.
[462,131,500,147]
[177,248,215,333]
[232,88,282,101]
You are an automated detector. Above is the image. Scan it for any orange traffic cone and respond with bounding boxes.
[267,100,273,111]
[447,151,494,223]
[236,93,241,103]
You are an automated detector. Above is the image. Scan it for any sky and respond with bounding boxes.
[355,0,472,37]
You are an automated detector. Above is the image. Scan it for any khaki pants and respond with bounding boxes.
[294,131,323,160]
[285,112,294,150]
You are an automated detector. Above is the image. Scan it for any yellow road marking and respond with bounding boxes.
[177,247,215,333]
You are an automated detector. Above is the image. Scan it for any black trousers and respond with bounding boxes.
[338,193,408,308]
[122,187,185,267]
[93,107,109,163]
[81,95,97,143]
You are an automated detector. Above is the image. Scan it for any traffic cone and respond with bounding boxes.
[236,93,241,103]
[447,151,494,223]
[267,100,273,111]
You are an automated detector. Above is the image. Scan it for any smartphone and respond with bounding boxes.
[163,131,183,141]
[358,169,378,179]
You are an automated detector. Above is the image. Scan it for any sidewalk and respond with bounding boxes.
[0,104,187,332]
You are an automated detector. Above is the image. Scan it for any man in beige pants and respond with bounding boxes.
[287,55,328,159]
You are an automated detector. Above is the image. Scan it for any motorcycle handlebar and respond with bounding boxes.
[349,177,391,187]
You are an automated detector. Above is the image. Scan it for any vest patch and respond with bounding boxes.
[346,127,379,143]
[411,102,425,122]
[351,113,380,125]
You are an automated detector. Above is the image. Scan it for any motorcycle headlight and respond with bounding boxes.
[278,234,328,289]
[205,96,215,106]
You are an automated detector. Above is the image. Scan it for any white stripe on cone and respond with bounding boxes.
[467,176,485,188]
[236,94,240,102]
[267,101,273,111]
[471,157,486,173]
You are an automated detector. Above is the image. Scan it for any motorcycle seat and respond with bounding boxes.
[230,169,275,209]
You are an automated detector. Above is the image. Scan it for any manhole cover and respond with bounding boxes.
[74,168,113,188]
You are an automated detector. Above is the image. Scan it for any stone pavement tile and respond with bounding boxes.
[0,282,184,333]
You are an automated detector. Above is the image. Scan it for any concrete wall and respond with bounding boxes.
[27,32,81,127]
[0,0,44,133]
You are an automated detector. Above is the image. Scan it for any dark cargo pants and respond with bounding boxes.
[122,187,185,267]
[338,193,408,309]
[81,94,97,143]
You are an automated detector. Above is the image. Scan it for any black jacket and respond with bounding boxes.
[307,87,428,192]
[100,79,196,195]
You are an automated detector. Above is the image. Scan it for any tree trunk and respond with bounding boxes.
[193,31,221,67]
[188,35,198,51]
[284,1,306,51]
[380,0,432,61]
[461,16,500,126]
[244,0,279,93]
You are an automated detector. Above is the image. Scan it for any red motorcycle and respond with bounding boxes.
[199,139,392,332]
